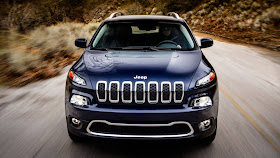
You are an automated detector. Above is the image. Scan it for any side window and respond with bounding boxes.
[92,24,108,47]
[180,25,194,49]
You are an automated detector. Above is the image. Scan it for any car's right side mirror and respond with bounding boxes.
[75,38,87,48]
[200,38,213,48]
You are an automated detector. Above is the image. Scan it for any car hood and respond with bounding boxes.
[83,50,201,90]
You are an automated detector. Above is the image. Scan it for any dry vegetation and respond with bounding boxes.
[0,22,98,86]
[0,0,279,86]
[181,0,280,49]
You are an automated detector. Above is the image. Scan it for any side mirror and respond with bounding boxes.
[75,38,87,48]
[200,38,213,48]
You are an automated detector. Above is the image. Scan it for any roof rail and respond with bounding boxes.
[109,12,125,19]
[167,12,180,19]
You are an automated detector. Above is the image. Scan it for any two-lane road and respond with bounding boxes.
[0,35,280,158]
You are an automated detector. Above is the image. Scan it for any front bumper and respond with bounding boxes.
[66,100,218,140]
[65,80,218,140]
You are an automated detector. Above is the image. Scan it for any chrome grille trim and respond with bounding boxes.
[86,120,194,138]
[96,81,107,102]
[135,81,145,104]
[109,81,119,103]
[174,81,184,103]
[148,81,158,104]
[161,81,171,103]
[122,81,132,103]
[96,81,185,104]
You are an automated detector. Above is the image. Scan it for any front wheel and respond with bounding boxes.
[68,129,84,142]
[201,129,216,145]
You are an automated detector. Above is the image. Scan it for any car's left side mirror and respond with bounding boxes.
[75,38,87,48]
[200,38,213,48]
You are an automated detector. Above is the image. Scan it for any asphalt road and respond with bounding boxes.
[0,36,280,158]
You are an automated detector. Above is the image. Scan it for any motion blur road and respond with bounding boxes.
[0,35,280,158]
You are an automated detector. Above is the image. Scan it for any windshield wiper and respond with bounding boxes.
[157,48,195,51]
[108,47,123,50]
[92,47,126,51]
[91,47,192,51]
[142,47,158,51]
[90,47,109,51]
[119,47,158,51]
[157,48,182,50]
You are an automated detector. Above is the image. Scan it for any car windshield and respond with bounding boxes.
[92,21,195,50]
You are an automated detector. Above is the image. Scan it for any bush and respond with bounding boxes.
[0,22,99,86]
[7,3,46,32]
[28,22,98,57]
[5,0,90,32]
[8,48,41,74]
[135,0,150,7]
[253,17,261,29]
[197,9,207,16]
[165,0,202,12]
[259,6,280,26]
[238,22,245,29]
[126,3,143,15]
[251,2,261,10]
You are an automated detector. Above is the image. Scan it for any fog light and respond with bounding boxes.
[70,95,88,107]
[72,118,81,127]
[199,119,211,131]
[192,96,212,108]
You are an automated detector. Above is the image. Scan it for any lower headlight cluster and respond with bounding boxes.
[191,96,212,108]
[199,119,211,131]
[71,118,82,128]
[70,95,88,107]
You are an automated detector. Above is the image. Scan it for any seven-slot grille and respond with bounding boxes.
[96,81,184,104]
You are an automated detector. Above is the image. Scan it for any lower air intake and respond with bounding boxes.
[87,120,194,138]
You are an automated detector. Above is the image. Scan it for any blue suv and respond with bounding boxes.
[65,12,218,144]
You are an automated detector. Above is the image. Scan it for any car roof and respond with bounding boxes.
[104,15,185,23]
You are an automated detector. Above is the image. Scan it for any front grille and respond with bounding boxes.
[161,82,171,103]
[135,81,145,103]
[96,81,107,102]
[174,82,184,103]
[88,121,193,137]
[148,82,158,104]
[109,81,119,103]
[96,81,184,104]
[122,81,132,103]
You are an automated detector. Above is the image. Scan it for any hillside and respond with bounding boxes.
[0,0,279,86]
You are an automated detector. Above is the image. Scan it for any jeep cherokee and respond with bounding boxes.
[65,12,218,143]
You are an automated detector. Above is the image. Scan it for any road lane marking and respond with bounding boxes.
[219,86,280,153]
[219,79,280,138]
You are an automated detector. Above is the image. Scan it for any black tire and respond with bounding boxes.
[201,129,216,145]
[68,129,84,142]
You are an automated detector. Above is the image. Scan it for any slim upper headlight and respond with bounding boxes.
[196,72,215,87]
[68,71,86,85]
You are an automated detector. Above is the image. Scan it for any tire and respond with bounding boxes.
[68,129,84,142]
[201,129,216,145]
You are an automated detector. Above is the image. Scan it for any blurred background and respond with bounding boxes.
[0,0,279,87]
[0,0,280,158]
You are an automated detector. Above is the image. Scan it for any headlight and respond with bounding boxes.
[70,95,88,106]
[68,71,86,85]
[196,72,215,87]
[191,96,212,108]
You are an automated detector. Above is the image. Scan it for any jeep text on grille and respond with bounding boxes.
[133,75,147,80]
